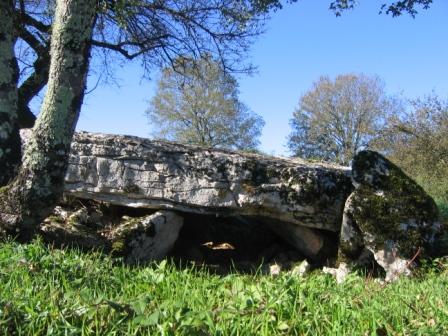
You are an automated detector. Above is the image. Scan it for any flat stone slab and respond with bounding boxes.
[21,130,443,269]
[64,132,353,232]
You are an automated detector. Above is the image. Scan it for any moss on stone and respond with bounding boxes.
[241,159,269,187]
[240,159,282,188]
[278,169,313,204]
[351,185,438,258]
[67,213,84,227]
[0,185,10,194]
[110,216,155,257]
[111,239,126,256]
[46,215,64,224]
[349,151,440,259]
[123,184,141,194]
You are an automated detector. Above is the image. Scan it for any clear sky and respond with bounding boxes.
[76,0,448,156]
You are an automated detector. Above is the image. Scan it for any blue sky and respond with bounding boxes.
[76,0,448,156]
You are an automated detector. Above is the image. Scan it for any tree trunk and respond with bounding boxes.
[0,0,97,240]
[0,0,21,187]
[17,51,49,128]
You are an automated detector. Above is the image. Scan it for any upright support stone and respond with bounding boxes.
[339,150,442,281]
[109,211,184,264]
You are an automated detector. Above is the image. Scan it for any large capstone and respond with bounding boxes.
[61,131,353,259]
[20,131,443,272]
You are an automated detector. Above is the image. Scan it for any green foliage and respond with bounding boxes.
[288,74,399,165]
[438,202,448,223]
[1,239,448,335]
[329,0,433,17]
[147,56,265,150]
[373,95,448,218]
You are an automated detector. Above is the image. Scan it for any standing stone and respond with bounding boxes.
[109,211,183,264]
[339,150,442,280]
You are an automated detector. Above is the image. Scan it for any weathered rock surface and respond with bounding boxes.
[40,206,108,250]
[108,211,183,264]
[41,205,183,263]
[339,150,442,281]
[62,131,353,258]
[323,263,350,284]
[20,131,444,274]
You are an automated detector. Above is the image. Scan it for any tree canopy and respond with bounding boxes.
[373,94,448,205]
[329,0,433,17]
[288,74,399,165]
[13,0,434,128]
[13,0,287,127]
[147,56,264,150]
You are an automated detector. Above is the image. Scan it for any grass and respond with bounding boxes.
[436,200,448,224]
[1,239,447,335]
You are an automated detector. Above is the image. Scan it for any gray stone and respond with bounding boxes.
[339,150,442,280]
[373,244,411,282]
[22,131,443,272]
[268,263,282,276]
[63,131,352,258]
[323,263,350,284]
[290,260,310,277]
[109,211,183,263]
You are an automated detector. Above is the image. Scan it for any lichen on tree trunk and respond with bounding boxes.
[0,0,97,240]
[17,52,49,128]
[0,0,21,187]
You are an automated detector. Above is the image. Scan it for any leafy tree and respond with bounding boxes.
[0,0,438,238]
[13,0,433,129]
[0,0,286,238]
[373,95,448,206]
[12,0,292,129]
[147,57,264,150]
[288,74,398,165]
[0,0,96,239]
[329,0,433,17]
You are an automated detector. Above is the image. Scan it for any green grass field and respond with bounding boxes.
[1,238,447,336]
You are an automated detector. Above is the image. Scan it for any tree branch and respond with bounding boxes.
[17,10,51,33]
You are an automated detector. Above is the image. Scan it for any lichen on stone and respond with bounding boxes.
[339,150,442,274]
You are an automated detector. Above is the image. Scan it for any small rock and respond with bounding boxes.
[53,206,70,221]
[290,260,310,277]
[373,244,412,282]
[269,263,282,276]
[323,263,350,284]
